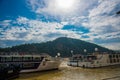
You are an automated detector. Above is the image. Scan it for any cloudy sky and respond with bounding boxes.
[0,0,120,50]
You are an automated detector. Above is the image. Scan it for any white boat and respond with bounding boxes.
[67,52,120,68]
[0,53,61,73]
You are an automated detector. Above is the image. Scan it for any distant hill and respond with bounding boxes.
[0,37,113,57]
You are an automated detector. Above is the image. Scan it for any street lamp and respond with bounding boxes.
[84,49,87,55]
[95,48,98,52]
[57,53,60,57]
[71,50,73,56]
[84,49,87,53]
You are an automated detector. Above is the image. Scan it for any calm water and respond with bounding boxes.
[15,61,120,80]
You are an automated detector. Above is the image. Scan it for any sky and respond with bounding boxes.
[0,0,120,50]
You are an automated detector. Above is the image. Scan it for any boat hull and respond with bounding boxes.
[20,60,61,73]
[68,61,120,68]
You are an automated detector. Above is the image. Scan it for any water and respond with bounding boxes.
[15,61,120,80]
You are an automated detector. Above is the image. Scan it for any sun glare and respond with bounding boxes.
[55,0,75,10]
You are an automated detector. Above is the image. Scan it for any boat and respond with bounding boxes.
[0,64,20,80]
[67,52,120,68]
[0,53,61,73]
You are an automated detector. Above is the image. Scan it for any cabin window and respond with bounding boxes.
[13,57,22,61]
[73,57,77,60]
[116,55,118,58]
[113,55,115,58]
[5,57,12,62]
[109,55,112,58]
[113,59,116,63]
[0,57,12,62]
[23,57,32,61]
[87,56,97,60]
[27,57,32,61]
[33,57,40,61]
[117,59,119,62]
[1,57,6,62]
[110,59,112,63]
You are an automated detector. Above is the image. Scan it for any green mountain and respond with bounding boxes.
[0,37,113,57]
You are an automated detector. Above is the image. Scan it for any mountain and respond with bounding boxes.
[0,37,113,57]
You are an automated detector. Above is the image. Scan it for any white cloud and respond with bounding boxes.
[89,0,119,17]
[27,0,98,19]
[0,17,81,43]
[100,42,120,50]
[27,0,120,40]
[0,20,11,26]
[16,16,29,25]
[1,26,27,40]
[88,0,120,30]
[81,0,120,40]
[82,31,120,42]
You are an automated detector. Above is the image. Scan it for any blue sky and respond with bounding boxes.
[0,0,120,50]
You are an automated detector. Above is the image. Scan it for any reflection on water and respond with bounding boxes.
[16,61,120,80]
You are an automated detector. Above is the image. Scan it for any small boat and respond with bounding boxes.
[67,52,120,68]
[0,53,61,73]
